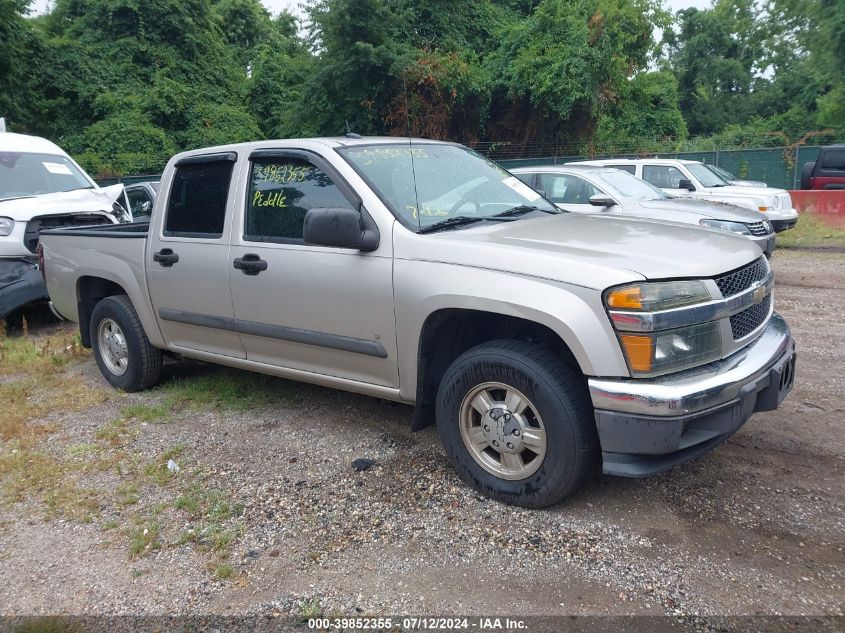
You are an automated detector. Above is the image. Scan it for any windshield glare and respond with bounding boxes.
[687,163,728,187]
[338,143,558,230]
[593,169,667,200]
[706,164,735,180]
[0,152,92,200]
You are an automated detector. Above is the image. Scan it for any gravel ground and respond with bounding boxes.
[0,248,842,622]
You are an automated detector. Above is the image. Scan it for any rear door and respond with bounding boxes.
[146,152,246,358]
[228,149,398,387]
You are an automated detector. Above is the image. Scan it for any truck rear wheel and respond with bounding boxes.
[436,339,598,508]
[90,295,162,392]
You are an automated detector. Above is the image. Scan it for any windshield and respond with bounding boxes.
[338,143,558,230]
[0,152,93,201]
[687,163,728,187]
[705,164,735,181]
[591,169,668,200]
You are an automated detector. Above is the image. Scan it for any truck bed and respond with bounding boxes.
[40,222,151,325]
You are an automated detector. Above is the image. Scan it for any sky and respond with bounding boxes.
[31,0,713,19]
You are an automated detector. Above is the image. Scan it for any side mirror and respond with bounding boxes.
[677,179,696,191]
[303,207,379,252]
[588,194,616,207]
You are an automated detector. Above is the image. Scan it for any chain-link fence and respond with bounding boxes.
[95,145,832,191]
[492,146,827,190]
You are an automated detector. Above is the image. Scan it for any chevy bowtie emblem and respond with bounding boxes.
[752,284,766,305]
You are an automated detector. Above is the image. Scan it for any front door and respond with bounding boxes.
[228,150,398,387]
[536,172,604,214]
[146,153,246,359]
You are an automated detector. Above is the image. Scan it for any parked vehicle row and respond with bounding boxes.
[0,132,131,318]
[574,158,799,232]
[512,164,775,255]
[40,137,796,507]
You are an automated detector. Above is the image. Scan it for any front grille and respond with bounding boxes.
[730,293,771,339]
[776,192,792,209]
[746,221,771,236]
[714,257,769,297]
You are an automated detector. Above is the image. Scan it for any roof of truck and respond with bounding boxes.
[573,158,701,166]
[0,132,68,155]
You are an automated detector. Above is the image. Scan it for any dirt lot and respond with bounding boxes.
[0,249,842,623]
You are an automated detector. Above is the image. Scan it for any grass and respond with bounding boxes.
[298,597,323,620]
[162,367,297,411]
[777,214,845,249]
[128,521,161,560]
[0,328,252,575]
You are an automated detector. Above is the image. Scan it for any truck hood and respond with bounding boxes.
[407,213,761,289]
[636,198,764,223]
[0,186,123,222]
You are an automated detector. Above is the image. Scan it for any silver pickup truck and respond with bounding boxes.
[41,137,796,507]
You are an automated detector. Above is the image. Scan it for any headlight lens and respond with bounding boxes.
[606,280,710,312]
[618,322,722,376]
[606,280,721,376]
[700,219,751,235]
[0,217,14,236]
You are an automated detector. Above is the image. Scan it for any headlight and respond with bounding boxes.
[606,280,710,312]
[605,280,722,376]
[0,217,14,236]
[618,322,722,376]
[700,219,751,235]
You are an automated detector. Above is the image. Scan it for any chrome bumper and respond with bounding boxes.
[589,313,793,418]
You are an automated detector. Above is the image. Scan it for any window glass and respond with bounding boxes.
[338,144,557,229]
[246,158,354,242]
[0,152,92,201]
[607,164,636,174]
[126,187,152,216]
[514,173,534,186]
[538,173,600,204]
[164,160,233,238]
[593,170,666,200]
[642,165,686,189]
[821,149,845,172]
[687,163,727,187]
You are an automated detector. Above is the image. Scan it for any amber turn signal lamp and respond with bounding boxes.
[606,287,643,310]
[619,334,654,373]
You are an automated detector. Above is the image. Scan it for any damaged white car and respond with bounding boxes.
[0,132,130,319]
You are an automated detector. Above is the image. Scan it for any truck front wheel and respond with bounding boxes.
[90,295,162,392]
[436,339,598,507]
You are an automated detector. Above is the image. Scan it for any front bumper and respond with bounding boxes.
[588,313,795,477]
[749,233,775,257]
[0,257,47,319]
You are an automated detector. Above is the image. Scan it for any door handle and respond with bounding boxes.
[153,248,179,267]
[233,254,268,276]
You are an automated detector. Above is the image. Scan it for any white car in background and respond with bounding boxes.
[511,165,775,256]
[704,164,767,188]
[0,132,129,318]
[573,158,798,232]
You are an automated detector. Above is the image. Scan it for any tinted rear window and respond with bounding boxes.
[164,161,234,238]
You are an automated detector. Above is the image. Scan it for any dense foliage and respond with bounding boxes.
[0,0,841,175]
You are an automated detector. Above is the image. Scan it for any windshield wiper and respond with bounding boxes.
[494,204,558,218]
[419,216,488,234]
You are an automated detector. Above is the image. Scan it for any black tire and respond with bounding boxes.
[435,339,598,508]
[800,161,815,190]
[90,295,162,392]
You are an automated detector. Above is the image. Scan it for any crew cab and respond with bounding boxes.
[511,165,775,256]
[0,132,129,318]
[40,137,796,507]
[801,145,845,190]
[574,158,799,232]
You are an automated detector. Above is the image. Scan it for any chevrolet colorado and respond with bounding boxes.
[40,137,796,507]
